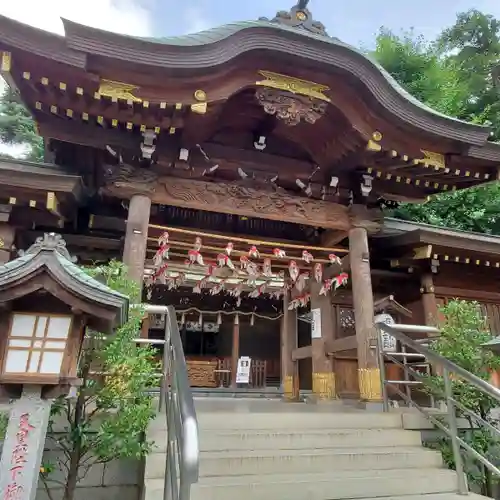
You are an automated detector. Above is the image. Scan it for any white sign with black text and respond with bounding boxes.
[311,308,322,339]
[236,356,252,384]
[375,313,398,352]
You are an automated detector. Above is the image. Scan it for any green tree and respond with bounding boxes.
[0,84,43,162]
[371,17,500,233]
[426,300,500,497]
[39,260,160,500]
[372,28,468,117]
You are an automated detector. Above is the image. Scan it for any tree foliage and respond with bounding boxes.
[425,300,500,497]
[0,84,43,162]
[39,261,160,500]
[372,12,500,233]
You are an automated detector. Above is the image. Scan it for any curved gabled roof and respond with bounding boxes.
[0,233,128,330]
[60,17,495,145]
[0,8,497,149]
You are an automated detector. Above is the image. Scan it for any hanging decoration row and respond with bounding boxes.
[149,232,349,305]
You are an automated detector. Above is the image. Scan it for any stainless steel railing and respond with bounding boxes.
[376,321,500,495]
[144,304,199,500]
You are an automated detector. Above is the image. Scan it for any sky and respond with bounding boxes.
[1,0,500,155]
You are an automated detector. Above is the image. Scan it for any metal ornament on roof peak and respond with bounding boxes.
[267,0,328,37]
[19,233,76,262]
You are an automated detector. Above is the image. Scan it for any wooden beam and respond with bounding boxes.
[325,335,357,354]
[321,230,348,247]
[105,177,353,231]
[291,345,312,361]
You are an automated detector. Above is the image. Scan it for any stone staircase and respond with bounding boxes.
[144,399,489,500]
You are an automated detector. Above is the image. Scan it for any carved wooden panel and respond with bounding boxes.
[103,169,352,230]
[186,359,218,388]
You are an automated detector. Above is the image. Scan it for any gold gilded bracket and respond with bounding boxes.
[418,150,446,170]
[98,79,142,103]
[256,70,331,103]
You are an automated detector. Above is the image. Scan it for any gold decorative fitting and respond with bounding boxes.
[366,140,382,152]
[1,52,12,72]
[50,105,57,114]
[76,87,84,95]
[296,10,307,20]
[194,89,207,102]
[256,70,331,103]
[191,102,207,115]
[372,131,383,141]
[98,79,142,103]
[160,102,167,109]
[82,112,89,121]
[312,372,337,400]
[59,82,67,90]
[169,127,176,134]
[0,238,5,249]
[66,109,74,118]
[46,192,58,212]
[23,72,31,80]
[35,102,42,110]
[283,375,298,401]
[419,150,446,170]
[358,368,382,401]
[175,102,183,110]
[41,77,49,85]
[8,197,16,205]
[29,200,36,208]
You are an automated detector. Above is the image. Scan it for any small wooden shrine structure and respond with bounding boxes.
[1,1,500,400]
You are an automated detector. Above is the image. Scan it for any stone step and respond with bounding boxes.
[145,447,442,479]
[371,495,489,500]
[144,468,459,500]
[148,412,403,432]
[150,427,422,452]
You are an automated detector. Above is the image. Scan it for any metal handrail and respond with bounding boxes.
[144,304,199,500]
[376,322,500,495]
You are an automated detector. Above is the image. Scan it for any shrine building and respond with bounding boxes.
[1,0,500,401]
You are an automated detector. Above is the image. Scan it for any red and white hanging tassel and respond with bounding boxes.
[249,283,267,298]
[240,255,249,270]
[188,249,204,266]
[158,231,169,246]
[246,261,260,286]
[193,276,209,294]
[248,245,260,259]
[229,283,244,298]
[210,280,226,296]
[329,253,342,266]
[302,250,314,264]
[319,279,333,295]
[314,263,323,283]
[225,242,234,255]
[194,236,202,251]
[273,248,286,258]
[288,260,299,282]
[262,257,273,277]
[333,272,349,290]
[153,244,169,268]
[217,253,235,270]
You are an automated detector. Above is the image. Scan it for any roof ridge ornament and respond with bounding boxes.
[262,0,328,37]
[19,232,77,263]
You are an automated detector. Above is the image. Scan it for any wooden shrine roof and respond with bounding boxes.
[0,159,85,225]
[1,3,500,205]
[374,218,500,270]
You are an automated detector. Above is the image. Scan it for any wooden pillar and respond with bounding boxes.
[122,194,151,286]
[0,224,15,264]
[231,314,240,388]
[310,282,336,400]
[281,293,299,401]
[420,272,439,325]
[349,226,381,402]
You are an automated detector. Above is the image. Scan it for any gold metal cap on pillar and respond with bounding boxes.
[358,368,382,401]
[312,372,337,400]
